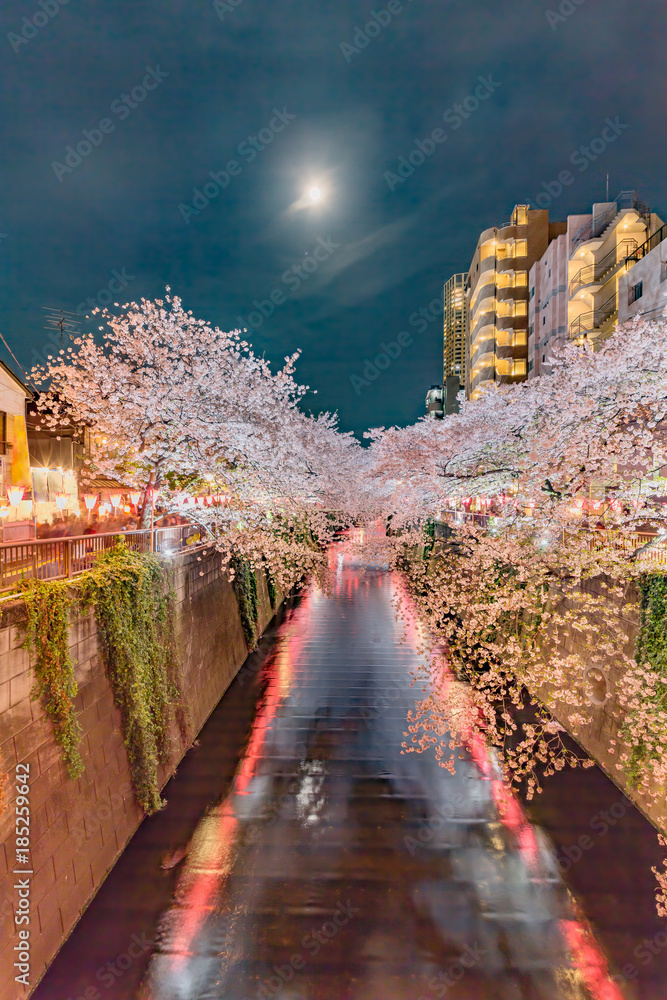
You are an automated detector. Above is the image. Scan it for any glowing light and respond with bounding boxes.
[0,507,9,519]
[54,492,68,510]
[308,185,322,203]
[7,486,25,507]
[129,491,142,506]
[83,494,98,511]
[109,492,123,509]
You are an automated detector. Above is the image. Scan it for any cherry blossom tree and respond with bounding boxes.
[363,313,667,911]
[31,291,361,586]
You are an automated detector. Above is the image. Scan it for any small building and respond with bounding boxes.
[425,385,444,419]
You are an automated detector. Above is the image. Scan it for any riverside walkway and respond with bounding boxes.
[35,547,667,999]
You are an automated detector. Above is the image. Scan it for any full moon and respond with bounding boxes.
[309,186,322,202]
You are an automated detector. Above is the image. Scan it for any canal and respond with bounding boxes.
[35,551,667,999]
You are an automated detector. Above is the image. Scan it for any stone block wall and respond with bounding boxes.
[0,548,277,997]
[534,576,667,834]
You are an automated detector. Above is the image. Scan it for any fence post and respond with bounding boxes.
[64,539,72,579]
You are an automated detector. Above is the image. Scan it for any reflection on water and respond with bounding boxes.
[136,553,627,1000]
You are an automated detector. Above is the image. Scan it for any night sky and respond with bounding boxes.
[1,0,665,438]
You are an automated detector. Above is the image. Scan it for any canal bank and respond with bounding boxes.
[33,551,667,999]
[0,547,281,997]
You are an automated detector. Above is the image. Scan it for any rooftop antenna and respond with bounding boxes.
[41,307,81,352]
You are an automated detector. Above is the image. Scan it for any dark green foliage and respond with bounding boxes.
[265,565,278,610]
[232,556,259,648]
[80,541,180,814]
[623,572,667,784]
[22,579,84,779]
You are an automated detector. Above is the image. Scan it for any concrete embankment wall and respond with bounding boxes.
[533,577,667,835]
[0,549,276,997]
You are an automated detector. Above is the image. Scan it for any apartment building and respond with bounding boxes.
[443,273,466,386]
[528,191,664,377]
[465,204,566,400]
[617,223,667,325]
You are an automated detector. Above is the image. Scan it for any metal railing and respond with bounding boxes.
[623,222,667,265]
[436,510,667,567]
[0,524,204,594]
[570,190,647,253]
[568,239,639,298]
[568,294,618,340]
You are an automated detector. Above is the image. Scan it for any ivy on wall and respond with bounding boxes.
[21,579,85,779]
[623,572,667,785]
[232,556,259,648]
[80,542,181,814]
[265,564,278,611]
[19,541,182,815]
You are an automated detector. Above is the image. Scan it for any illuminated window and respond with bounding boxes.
[515,240,528,257]
[513,359,527,376]
[513,329,528,346]
[514,300,527,317]
[515,271,528,286]
[495,357,513,376]
[512,205,529,226]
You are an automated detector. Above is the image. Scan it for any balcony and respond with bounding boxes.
[624,222,667,265]
[568,293,618,341]
[570,190,648,256]
[569,238,639,298]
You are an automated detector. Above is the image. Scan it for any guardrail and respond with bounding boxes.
[436,510,667,566]
[0,524,204,594]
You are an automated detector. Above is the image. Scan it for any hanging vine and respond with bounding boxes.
[619,572,667,788]
[80,541,183,814]
[265,562,278,611]
[21,578,84,779]
[232,555,259,648]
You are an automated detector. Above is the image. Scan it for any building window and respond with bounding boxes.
[514,240,528,257]
[528,359,534,372]
[513,359,527,376]
[660,260,667,283]
[529,323,534,337]
[530,285,535,299]
[542,316,546,325]
[515,271,528,287]
[629,280,643,304]
[512,205,529,226]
